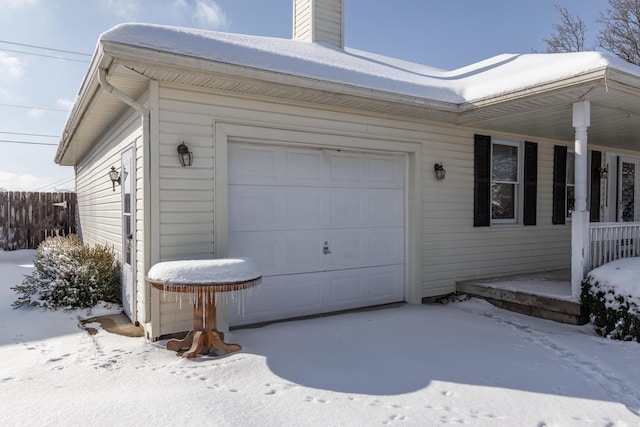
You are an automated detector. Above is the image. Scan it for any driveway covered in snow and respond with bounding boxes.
[1,250,638,426]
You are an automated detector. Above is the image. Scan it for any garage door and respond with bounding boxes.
[227,142,405,325]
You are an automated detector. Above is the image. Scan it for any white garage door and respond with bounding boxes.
[227,142,405,326]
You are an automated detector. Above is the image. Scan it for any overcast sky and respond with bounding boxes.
[0,0,604,191]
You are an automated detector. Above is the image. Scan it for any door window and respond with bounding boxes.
[620,158,636,222]
[122,153,133,265]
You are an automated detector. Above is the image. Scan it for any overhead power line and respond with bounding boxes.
[34,176,76,192]
[0,40,91,64]
[0,131,59,138]
[0,40,91,56]
[0,103,69,112]
[0,47,90,63]
[0,139,58,146]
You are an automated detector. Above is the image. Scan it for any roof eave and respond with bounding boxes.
[54,45,113,166]
[101,40,460,114]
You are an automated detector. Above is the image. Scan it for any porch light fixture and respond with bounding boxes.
[177,142,193,167]
[108,166,121,192]
[434,162,446,180]
[599,166,609,179]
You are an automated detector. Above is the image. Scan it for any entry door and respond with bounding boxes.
[618,156,637,222]
[227,143,406,326]
[604,154,638,223]
[121,148,136,321]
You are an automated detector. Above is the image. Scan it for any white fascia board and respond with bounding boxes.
[101,41,459,114]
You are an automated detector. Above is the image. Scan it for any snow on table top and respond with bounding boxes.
[146,258,261,285]
[100,23,640,104]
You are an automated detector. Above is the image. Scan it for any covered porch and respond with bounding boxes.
[456,60,640,320]
[456,221,640,324]
[457,221,640,324]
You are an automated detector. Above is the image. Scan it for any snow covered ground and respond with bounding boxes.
[1,250,639,426]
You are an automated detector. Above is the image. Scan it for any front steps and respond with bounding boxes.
[456,277,588,325]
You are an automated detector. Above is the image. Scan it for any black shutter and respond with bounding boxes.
[474,134,491,227]
[590,150,602,222]
[552,145,567,225]
[523,142,538,226]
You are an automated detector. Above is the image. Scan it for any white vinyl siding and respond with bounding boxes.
[76,111,142,251]
[153,82,573,337]
[75,107,146,328]
[293,0,343,47]
[293,0,312,41]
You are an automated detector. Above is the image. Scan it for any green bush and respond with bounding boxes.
[11,235,121,310]
[581,273,640,342]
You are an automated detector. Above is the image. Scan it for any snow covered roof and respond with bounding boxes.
[99,23,640,105]
[56,22,640,166]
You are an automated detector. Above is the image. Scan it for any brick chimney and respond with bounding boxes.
[293,0,344,49]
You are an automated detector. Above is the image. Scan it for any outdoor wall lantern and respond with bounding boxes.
[434,162,446,180]
[177,142,193,167]
[599,166,609,179]
[108,166,121,192]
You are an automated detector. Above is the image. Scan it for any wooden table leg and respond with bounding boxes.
[172,290,242,358]
[183,330,207,358]
[167,330,195,352]
[203,293,241,355]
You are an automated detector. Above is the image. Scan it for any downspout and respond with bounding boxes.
[98,67,153,328]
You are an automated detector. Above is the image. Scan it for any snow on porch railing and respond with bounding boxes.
[589,222,640,269]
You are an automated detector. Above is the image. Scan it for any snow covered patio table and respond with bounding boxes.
[146,258,261,358]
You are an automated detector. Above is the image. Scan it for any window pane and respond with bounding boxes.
[492,183,515,220]
[566,152,575,185]
[566,185,575,218]
[492,144,518,182]
[621,162,635,222]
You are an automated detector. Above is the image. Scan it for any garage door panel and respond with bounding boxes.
[230,144,404,189]
[229,190,280,231]
[329,188,404,228]
[228,265,404,326]
[328,227,403,270]
[329,274,363,306]
[369,156,404,187]
[228,231,282,275]
[327,152,362,185]
[370,190,404,226]
[368,265,405,301]
[231,186,403,231]
[286,149,324,183]
[229,230,326,276]
[231,227,404,275]
[329,191,364,227]
[368,228,404,265]
[230,186,323,231]
[229,144,279,184]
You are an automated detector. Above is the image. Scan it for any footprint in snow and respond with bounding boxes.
[305,396,328,404]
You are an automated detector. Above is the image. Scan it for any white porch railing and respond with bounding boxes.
[589,222,640,269]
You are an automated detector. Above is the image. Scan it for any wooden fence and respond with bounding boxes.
[0,192,77,250]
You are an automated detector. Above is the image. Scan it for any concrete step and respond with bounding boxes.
[456,281,589,325]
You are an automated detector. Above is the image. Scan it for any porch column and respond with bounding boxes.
[571,101,590,299]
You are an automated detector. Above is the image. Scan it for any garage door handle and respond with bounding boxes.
[323,241,331,255]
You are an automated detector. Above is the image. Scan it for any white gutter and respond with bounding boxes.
[98,68,148,113]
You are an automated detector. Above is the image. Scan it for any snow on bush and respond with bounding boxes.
[581,257,640,342]
[11,235,121,310]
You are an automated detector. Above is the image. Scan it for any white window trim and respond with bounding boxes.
[491,139,523,225]
[566,149,575,222]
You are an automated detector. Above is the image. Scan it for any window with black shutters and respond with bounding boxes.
[474,134,537,226]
